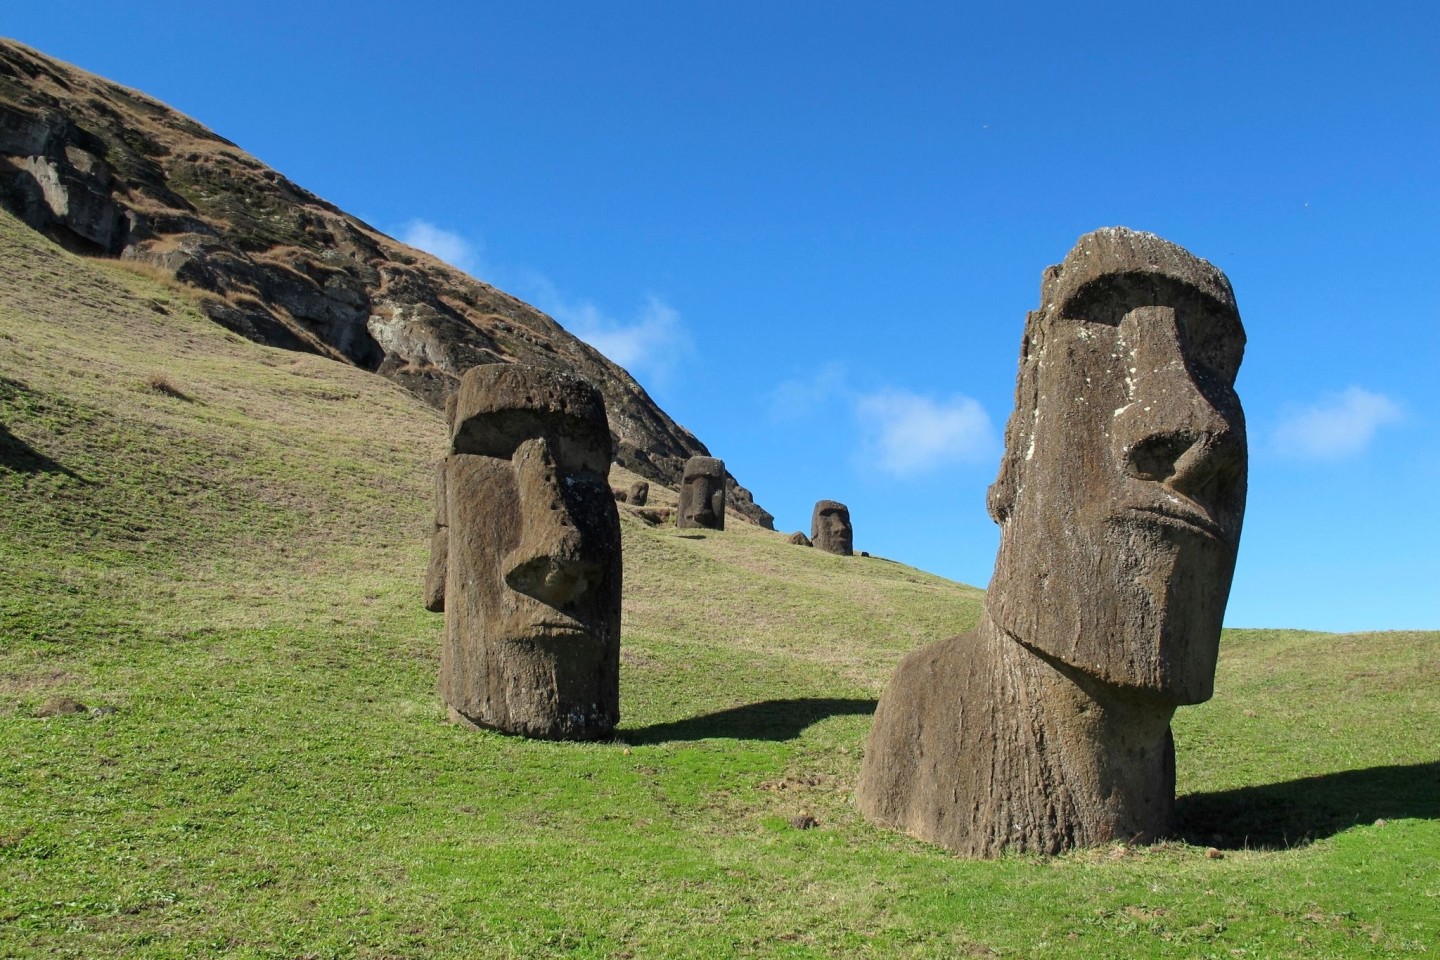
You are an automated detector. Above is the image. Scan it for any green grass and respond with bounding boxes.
[1,209,1437,958]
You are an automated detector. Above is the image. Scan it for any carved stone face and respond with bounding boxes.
[811,500,853,556]
[438,364,621,739]
[678,456,725,530]
[986,229,1247,705]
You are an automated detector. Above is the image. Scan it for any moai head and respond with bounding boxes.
[677,455,725,530]
[985,228,1247,705]
[811,500,853,556]
[627,480,649,507]
[439,364,621,739]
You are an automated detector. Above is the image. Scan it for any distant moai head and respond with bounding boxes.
[438,364,621,740]
[811,500,853,556]
[627,480,649,507]
[985,228,1247,705]
[677,456,725,530]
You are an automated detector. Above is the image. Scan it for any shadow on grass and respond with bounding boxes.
[623,697,877,745]
[0,424,86,481]
[1176,760,1440,850]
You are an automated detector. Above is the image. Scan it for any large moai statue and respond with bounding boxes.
[857,228,1247,856]
[677,455,726,530]
[811,500,853,556]
[427,364,622,741]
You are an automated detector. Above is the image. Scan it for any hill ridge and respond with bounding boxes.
[0,36,773,526]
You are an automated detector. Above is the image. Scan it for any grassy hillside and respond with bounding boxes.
[1,209,1436,958]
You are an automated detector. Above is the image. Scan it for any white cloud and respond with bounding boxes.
[768,362,849,422]
[385,231,689,386]
[518,271,691,385]
[561,295,690,376]
[854,389,997,477]
[395,220,482,275]
[1273,386,1403,460]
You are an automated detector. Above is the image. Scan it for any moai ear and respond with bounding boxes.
[444,388,459,438]
[987,313,1044,525]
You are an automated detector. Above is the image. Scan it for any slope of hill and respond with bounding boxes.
[2,200,1438,953]
[0,37,772,527]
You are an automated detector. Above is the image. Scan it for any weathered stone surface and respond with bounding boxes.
[811,500,853,556]
[423,463,447,613]
[857,227,1247,856]
[0,38,775,529]
[677,456,725,530]
[436,364,621,740]
[787,531,812,547]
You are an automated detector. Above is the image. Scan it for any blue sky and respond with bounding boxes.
[8,2,1437,630]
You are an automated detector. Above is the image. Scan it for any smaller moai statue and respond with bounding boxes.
[811,500,853,556]
[627,480,649,506]
[677,455,725,530]
[427,363,622,741]
[787,531,813,547]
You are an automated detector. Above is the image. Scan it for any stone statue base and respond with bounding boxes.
[857,616,1176,857]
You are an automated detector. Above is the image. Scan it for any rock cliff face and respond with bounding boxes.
[0,38,773,527]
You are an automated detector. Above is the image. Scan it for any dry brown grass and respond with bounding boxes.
[106,256,193,294]
[143,372,192,401]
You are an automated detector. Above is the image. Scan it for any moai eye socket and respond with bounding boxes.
[453,409,612,475]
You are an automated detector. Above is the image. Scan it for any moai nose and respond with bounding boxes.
[1113,306,1244,507]
[504,437,600,606]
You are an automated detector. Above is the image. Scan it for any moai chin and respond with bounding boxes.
[429,363,622,741]
[677,456,725,530]
[857,227,1248,856]
[811,500,853,556]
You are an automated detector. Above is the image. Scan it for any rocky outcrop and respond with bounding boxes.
[0,38,772,527]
